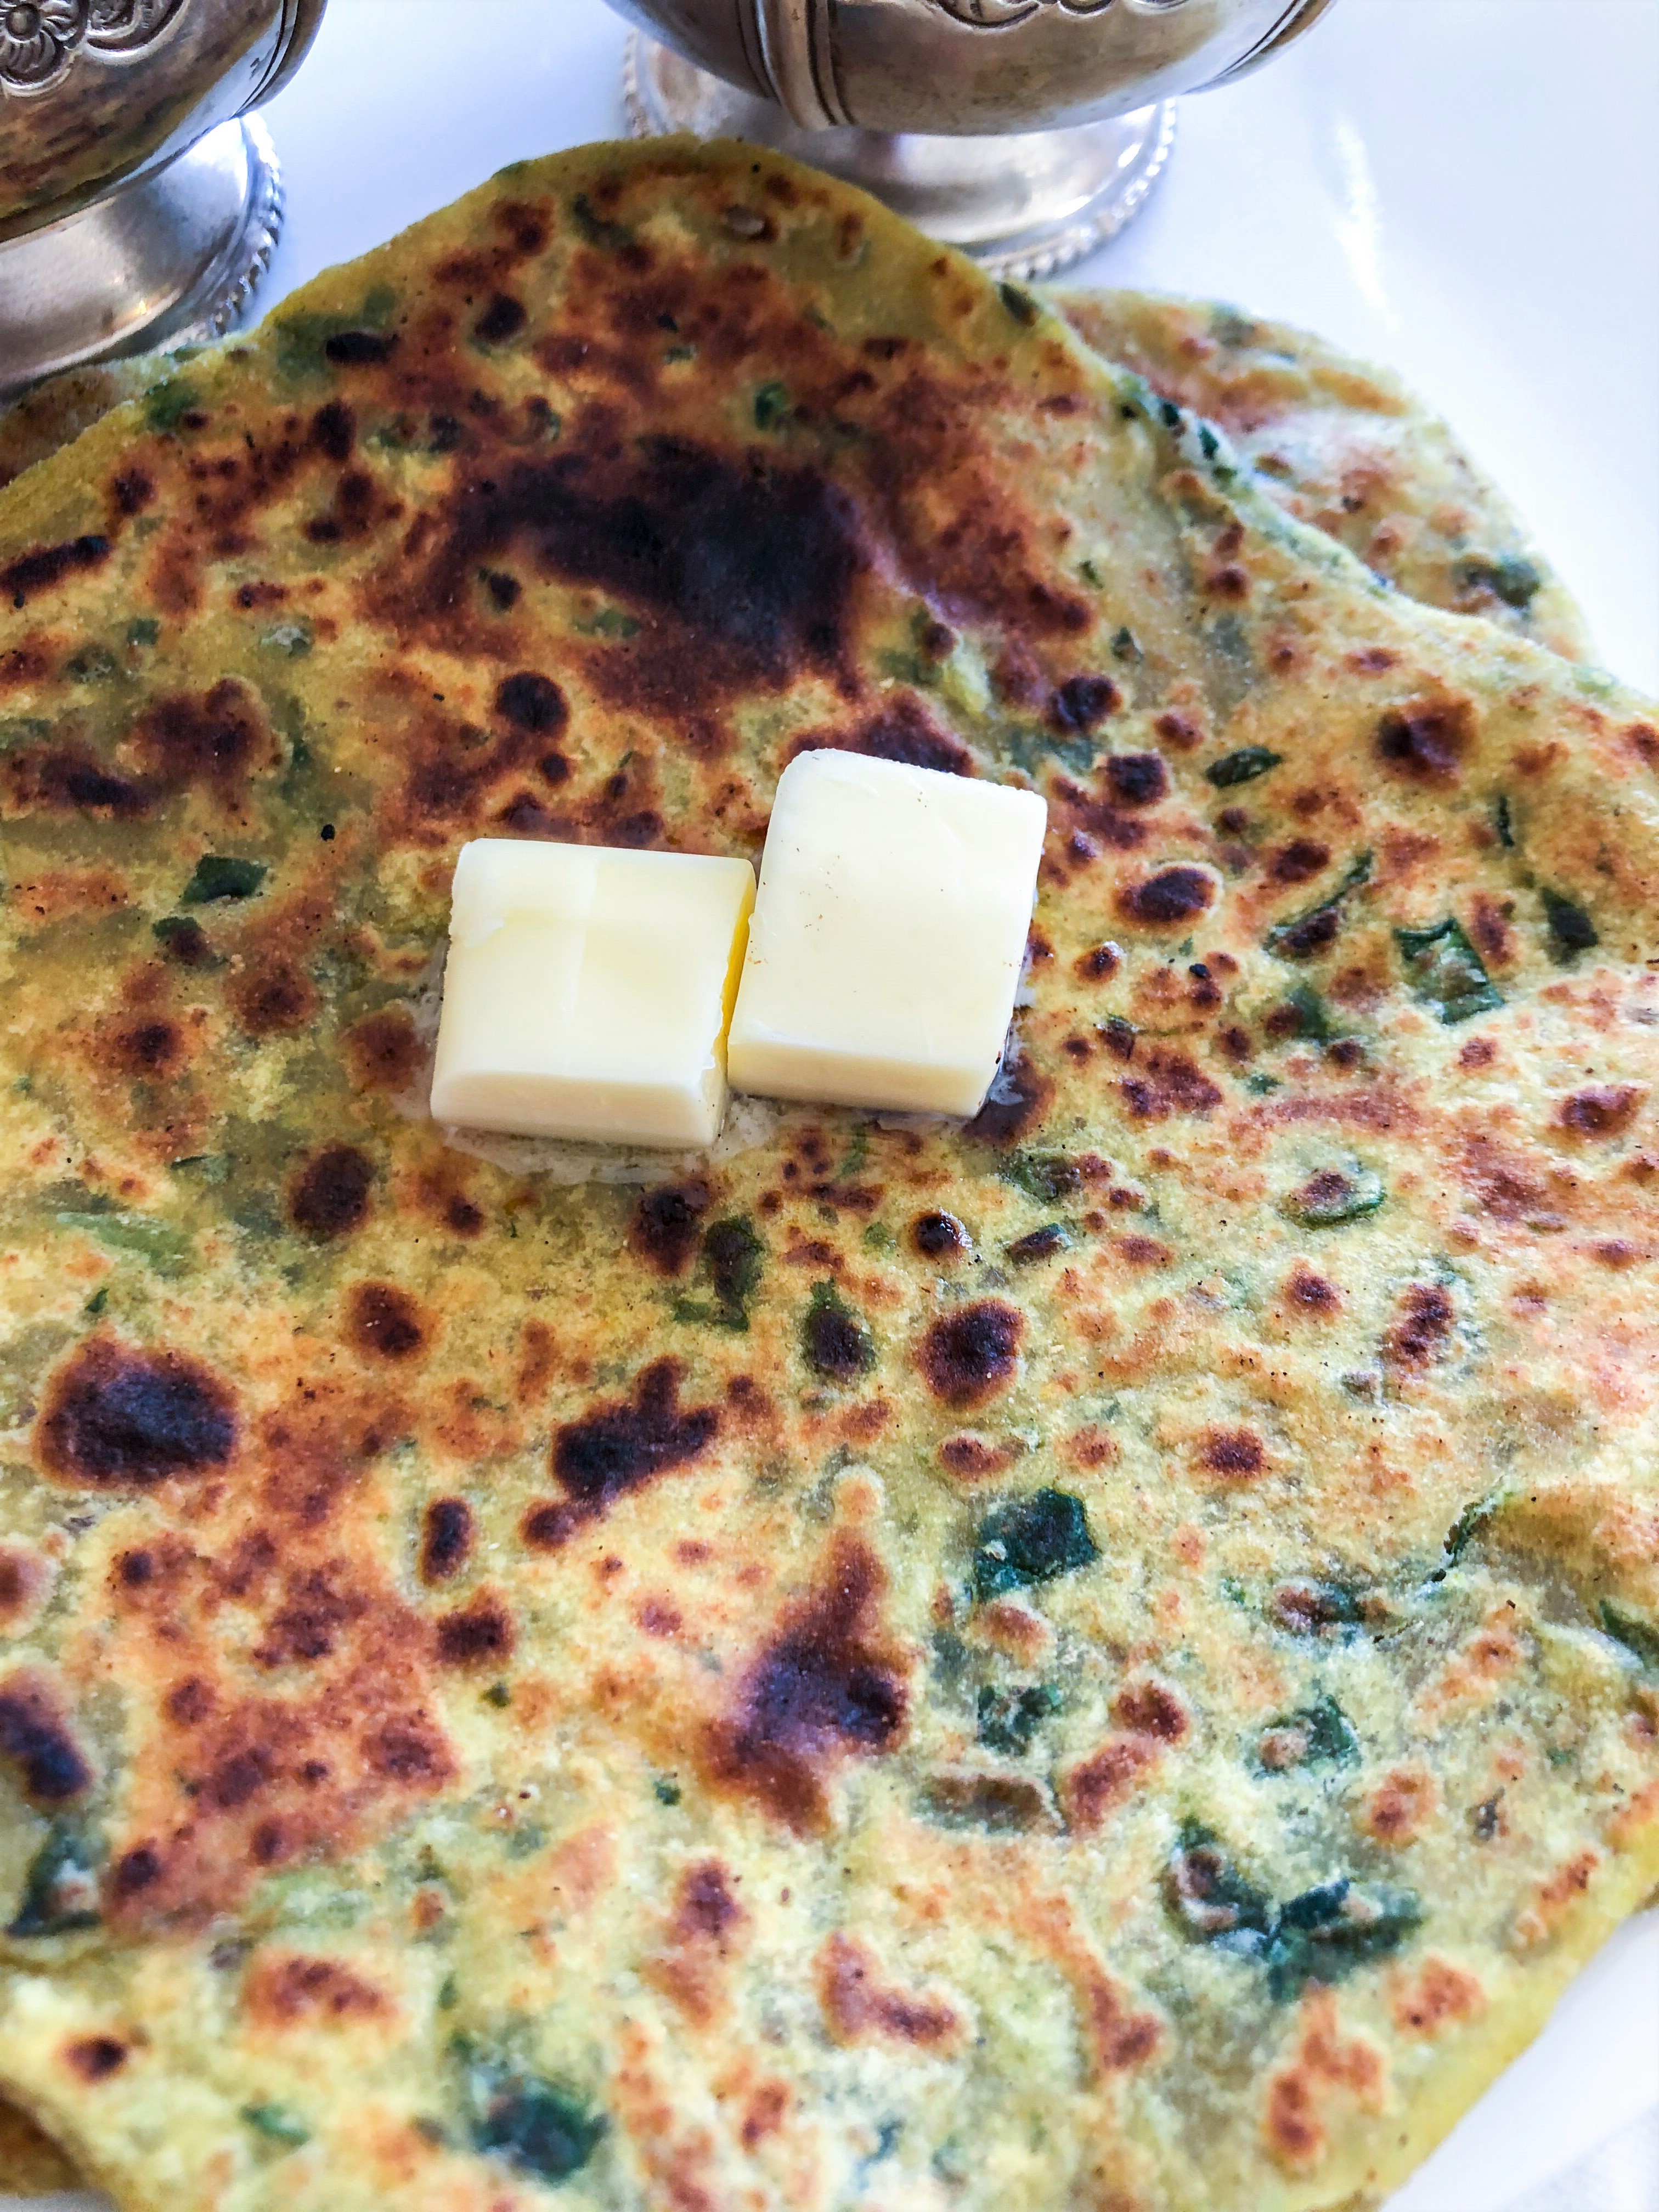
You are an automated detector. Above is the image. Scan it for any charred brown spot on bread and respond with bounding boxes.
[1121,1048,1222,1120]
[434,1593,516,1668]
[1271,840,1331,884]
[1050,675,1120,734]
[232,958,318,1037]
[289,1146,375,1239]
[631,1182,709,1274]
[964,1058,1051,1143]
[0,1671,94,1804]
[311,400,356,464]
[912,1210,969,1260]
[1199,1429,1265,1479]
[919,1300,1022,1407]
[794,693,971,776]
[702,1535,906,1835]
[63,2036,126,2083]
[1376,698,1474,785]
[243,1952,389,2028]
[38,1338,235,1488]
[1062,1735,1158,1833]
[345,1008,422,1092]
[133,680,272,804]
[2,532,111,609]
[816,1931,962,2049]
[1102,752,1167,807]
[420,1498,474,1585]
[109,1018,184,1079]
[1119,866,1215,927]
[1286,1266,1340,1313]
[523,1359,719,1548]
[1560,1085,1643,1137]
[1111,1679,1189,1741]
[346,1283,427,1362]
[1384,1284,1455,1370]
[494,670,568,734]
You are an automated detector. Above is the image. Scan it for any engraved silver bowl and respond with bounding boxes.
[611,0,1339,275]
[0,0,327,398]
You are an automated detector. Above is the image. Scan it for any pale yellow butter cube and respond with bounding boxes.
[727,751,1047,1117]
[430,839,755,1146]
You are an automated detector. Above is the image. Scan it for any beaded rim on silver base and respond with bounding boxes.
[0,116,285,400]
[623,31,1175,283]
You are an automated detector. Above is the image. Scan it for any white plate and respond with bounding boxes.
[5,2,1655,2205]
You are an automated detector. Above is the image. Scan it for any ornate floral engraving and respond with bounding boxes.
[931,0,1117,24]
[0,0,184,94]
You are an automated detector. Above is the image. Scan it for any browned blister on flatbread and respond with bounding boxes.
[0,138,1657,2212]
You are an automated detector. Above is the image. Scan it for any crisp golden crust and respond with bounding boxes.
[1056,289,1593,663]
[0,139,1657,2212]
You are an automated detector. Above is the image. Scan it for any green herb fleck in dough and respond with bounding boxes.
[574,607,641,640]
[1395,917,1504,1024]
[1273,983,1338,1043]
[1457,553,1542,610]
[1284,1165,1385,1228]
[126,617,160,647]
[6,1822,101,1939]
[675,1215,764,1332]
[65,645,118,684]
[572,193,633,251]
[1494,793,1515,849]
[1600,1603,1659,1672]
[55,1209,192,1279]
[242,2105,311,2149]
[144,378,202,433]
[1265,851,1373,961]
[1164,1827,1275,1949]
[462,2050,606,2186]
[995,1152,1082,1202]
[182,856,267,905]
[1111,625,1141,659]
[1207,747,1284,788]
[977,1683,1062,1757]
[1265,1879,1422,2002]
[802,1280,876,1382]
[998,283,1039,328]
[653,1778,681,1807]
[259,620,314,658]
[1541,888,1599,962]
[754,381,791,431]
[1259,1694,1360,1773]
[973,1490,1099,1601]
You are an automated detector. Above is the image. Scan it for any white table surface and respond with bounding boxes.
[10,3,1657,2208]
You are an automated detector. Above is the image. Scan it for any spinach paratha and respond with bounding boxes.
[1057,289,1593,664]
[1,138,1657,2212]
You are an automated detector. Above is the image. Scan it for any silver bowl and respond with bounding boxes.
[0,0,327,398]
[611,0,1339,275]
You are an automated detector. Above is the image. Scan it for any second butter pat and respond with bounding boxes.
[430,839,755,1146]
[727,751,1048,1117]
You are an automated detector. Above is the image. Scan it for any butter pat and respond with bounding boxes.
[431,839,755,1146]
[727,751,1047,1116]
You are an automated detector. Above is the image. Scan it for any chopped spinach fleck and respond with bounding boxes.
[995,1151,1081,1202]
[573,606,640,640]
[1265,851,1373,961]
[1600,1602,1659,1672]
[55,1209,191,1279]
[1541,888,1599,962]
[1110,625,1141,660]
[1164,1825,1274,1949]
[802,1280,875,1381]
[482,1681,511,1709]
[1395,917,1503,1024]
[1284,1165,1385,1228]
[572,193,633,250]
[1494,793,1515,849]
[1272,983,1338,1043]
[1457,552,1542,610]
[182,855,267,904]
[1441,1489,1503,1571]
[144,377,202,433]
[1206,746,1283,788]
[126,617,160,648]
[998,282,1039,327]
[674,1215,764,1331]
[259,619,314,659]
[66,644,119,684]
[862,1221,895,1253]
[653,1776,681,1806]
[753,380,791,431]
[438,1974,460,2010]
[1270,1579,1369,1636]
[1164,1831,1420,1999]
[972,1489,1098,1601]
[6,1822,101,1938]
[1259,1694,1359,1772]
[1265,1879,1421,2002]
[242,2104,310,2149]
[976,1682,1061,1756]
[463,2051,606,2185]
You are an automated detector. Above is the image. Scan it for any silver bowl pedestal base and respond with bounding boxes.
[624,33,1175,281]
[0,117,284,400]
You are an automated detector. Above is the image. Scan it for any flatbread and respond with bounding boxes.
[1056,289,1593,664]
[1,138,1657,2212]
